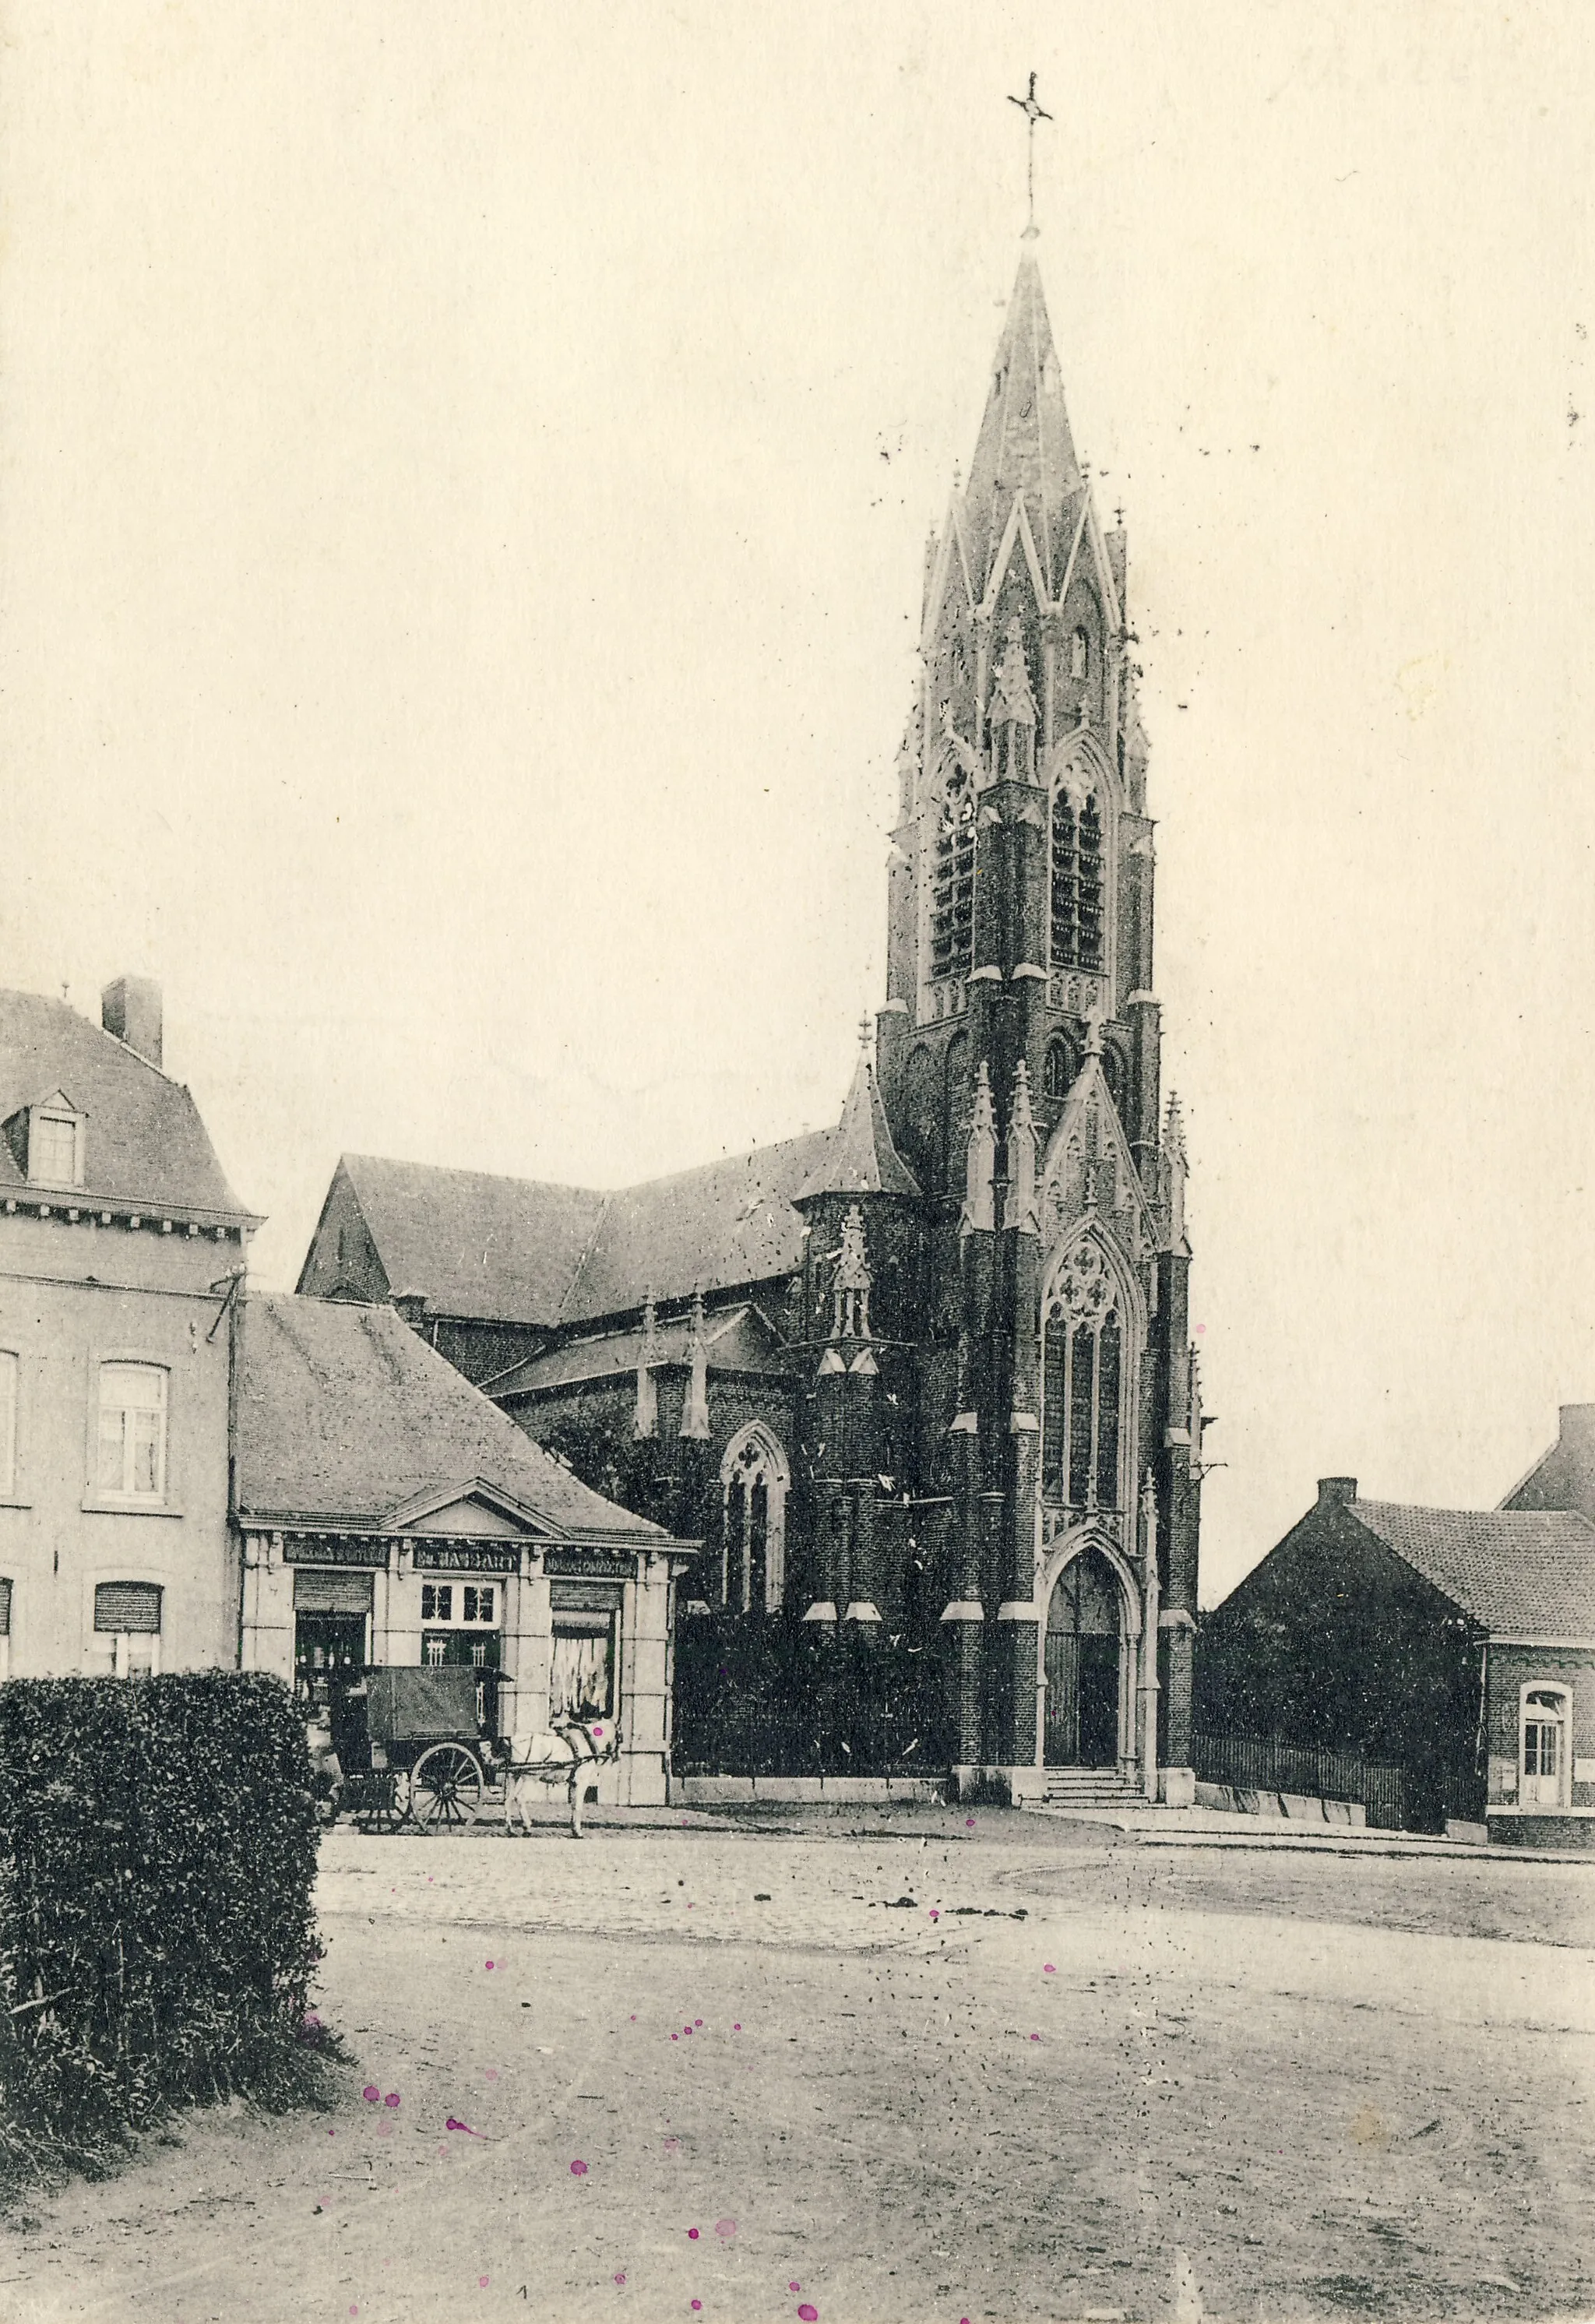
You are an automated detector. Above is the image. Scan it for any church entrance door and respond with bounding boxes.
[1044,1548,1123,1768]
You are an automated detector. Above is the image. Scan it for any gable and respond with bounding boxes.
[1038,1050,1159,1263]
[403,1494,530,1539]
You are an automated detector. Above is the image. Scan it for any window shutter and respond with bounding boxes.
[292,1571,375,1616]
[94,1580,162,1634]
[0,1578,12,1636]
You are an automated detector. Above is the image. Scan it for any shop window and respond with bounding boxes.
[1522,1685,1571,1808]
[97,1364,167,1500]
[93,1579,162,1678]
[550,1618,614,1724]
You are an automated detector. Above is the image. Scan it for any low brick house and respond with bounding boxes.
[1200,1457,1595,1842]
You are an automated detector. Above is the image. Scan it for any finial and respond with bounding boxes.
[1006,73,1052,237]
[857,1009,874,1060]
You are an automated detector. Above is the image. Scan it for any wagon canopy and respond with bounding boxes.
[367,1665,480,1745]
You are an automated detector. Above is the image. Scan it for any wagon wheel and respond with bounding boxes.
[411,1743,482,1831]
[353,1771,411,1837]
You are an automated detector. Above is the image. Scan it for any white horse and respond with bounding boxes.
[501,1719,621,1838]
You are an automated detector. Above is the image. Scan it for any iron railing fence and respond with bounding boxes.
[1192,1729,1407,1830]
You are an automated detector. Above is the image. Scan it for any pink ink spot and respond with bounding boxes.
[789,2286,801,2295]
[479,2277,489,2289]
[447,2118,484,2137]
[714,2218,736,2238]
[571,2160,589,2176]
[614,2272,627,2285]
[593,1724,604,1737]
[486,1960,495,1970]
[798,2307,819,2322]
[688,2227,699,2240]
[691,2305,702,2314]
[929,1910,939,1922]
[362,2085,380,2104]
[438,2144,450,2158]
[485,2068,498,2081]
[375,2122,391,2139]
[732,2023,741,2032]
[965,1816,975,1828]
[1030,2033,1040,2042]
[683,2026,693,2037]
[1044,1963,1056,1974]
[671,2033,679,2042]
[694,2018,702,2026]
[630,2014,637,2021]
[385,2092,400,2108]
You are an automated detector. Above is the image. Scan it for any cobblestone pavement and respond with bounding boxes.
[2,1808,1593,2323]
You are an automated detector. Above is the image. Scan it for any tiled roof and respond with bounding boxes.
[340,1155,606,1326]
[333,1129,835,1328]
[0,988,252,1220]
[235,1293,667,1539]
[561,1132,831,1322]
[489,1303,788,1399]
[1352,1498,1595,1637]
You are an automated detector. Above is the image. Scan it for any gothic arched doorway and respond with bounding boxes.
[1044,1548,1124,1767]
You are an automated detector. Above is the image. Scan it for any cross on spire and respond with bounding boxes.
[1006,72,1052,236]
[857,1008,874,1056]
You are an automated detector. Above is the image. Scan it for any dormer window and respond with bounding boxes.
[26,1096,84,1188]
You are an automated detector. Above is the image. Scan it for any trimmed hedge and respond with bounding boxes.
[0,1673,327,2178]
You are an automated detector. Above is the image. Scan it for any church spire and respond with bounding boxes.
[959,241,1083,599]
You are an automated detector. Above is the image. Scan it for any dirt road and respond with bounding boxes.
[2,1808,1592,2322]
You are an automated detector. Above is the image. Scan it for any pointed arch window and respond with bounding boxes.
[1043,1036,1078,1104]
[720,1426,788,1614]
[1050,784,1104,973]
[931,770,976,981]
[1041,1241,1125,1512]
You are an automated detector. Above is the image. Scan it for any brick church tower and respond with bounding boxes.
[871,225,1203,1802]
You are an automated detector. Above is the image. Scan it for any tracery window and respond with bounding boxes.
[931,770,976,981]
[1050,785,1104,972]
[1041,1241,1124,1512]
[720,1426,787,1614]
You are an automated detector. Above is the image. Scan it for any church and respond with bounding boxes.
[297,217,1206,1805]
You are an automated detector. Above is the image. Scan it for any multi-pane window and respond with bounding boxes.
[30,1112,80,1185]
[1050,787,1104,972]
[930,772,976,981]
[1522,1687,1569,1806]
[1043,1037,1076,1104]
[421,1582,496,1623]
[720,1429,787,1613]
[93,1579,162,1677]
[1041,1241,1123,1511]
[97,1364,167,1499]
[0,1351,16,1497]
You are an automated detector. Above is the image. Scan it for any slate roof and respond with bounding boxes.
[489,1303,788,1400]
[235,1293,667,1539]
[0,988,252,1220]
[320,1059,923,1333]
[794,1055,921,1202]
[1351,1498,1595,1638]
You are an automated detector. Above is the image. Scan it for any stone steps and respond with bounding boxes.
[1042,1768,1149,1811]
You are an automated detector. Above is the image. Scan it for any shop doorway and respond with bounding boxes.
[294,1571,374,1706]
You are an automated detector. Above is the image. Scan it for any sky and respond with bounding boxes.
[2,3,1592,1602]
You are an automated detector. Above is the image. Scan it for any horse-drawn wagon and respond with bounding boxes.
[311,1663,618,1836]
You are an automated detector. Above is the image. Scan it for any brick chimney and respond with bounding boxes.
[1317,1477,1357,1508]
[101,977,163,1070]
